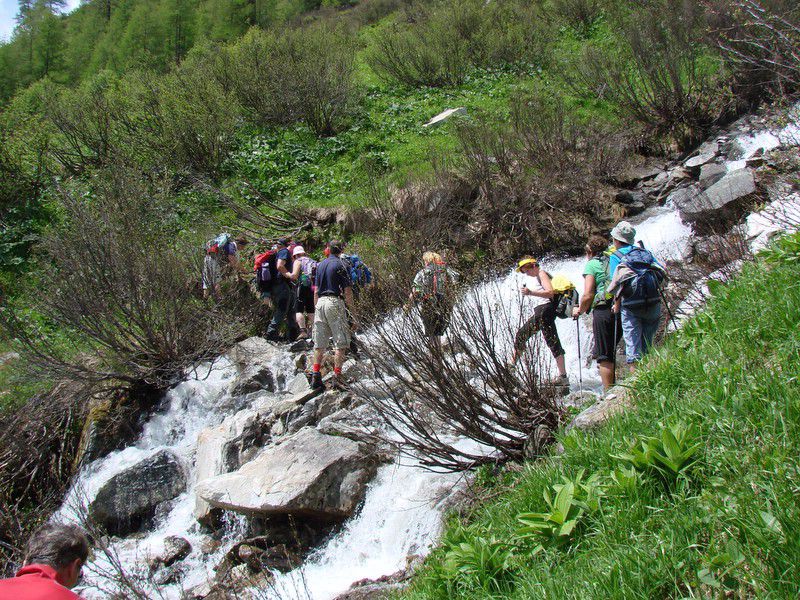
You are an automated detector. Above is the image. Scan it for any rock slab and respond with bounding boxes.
[196,427,376,520]
[90,450,186,536]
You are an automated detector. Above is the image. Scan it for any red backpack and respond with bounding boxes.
[253,250,278,292]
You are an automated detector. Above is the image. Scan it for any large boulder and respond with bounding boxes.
[567,386,633,431]
[674,168,760,232]
[196,427,377,521]
[89,450,186,536]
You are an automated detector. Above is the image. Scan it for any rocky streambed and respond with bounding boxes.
[56,102,800,600]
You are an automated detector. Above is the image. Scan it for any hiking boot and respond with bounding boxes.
[544,374,569,387]
[310,371,324,391]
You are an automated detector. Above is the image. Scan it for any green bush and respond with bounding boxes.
[367,0,552,87]
[204,24,360,136]
[516,469,605,554]
[574,0,734,149]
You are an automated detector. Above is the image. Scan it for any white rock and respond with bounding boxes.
[423,107,467,128]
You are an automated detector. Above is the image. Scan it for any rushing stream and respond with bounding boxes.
[54,111,797,599]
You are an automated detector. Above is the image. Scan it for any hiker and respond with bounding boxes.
[512,256,568,384]
[572,235,623,391]
[291,245,317,340]
[338,246,372,356]
[410,251,459,348]
[311,240,356,390]
[0,522,90,599]
[202,232,238,299]
[607,221,665,371]
[265,238,300,342]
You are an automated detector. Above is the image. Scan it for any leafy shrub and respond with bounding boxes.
[1,169,258,389]
[574,0,734,149]
[454,91,631,258]
[207,24,359,136]
[516,469,605,553]
[367,0,552,87]
[707,0,800,101]
[612,421,702,488]
[552,0,605,33]
[441,530,517,594]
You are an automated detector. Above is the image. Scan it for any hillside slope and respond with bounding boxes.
[404,232,800,598]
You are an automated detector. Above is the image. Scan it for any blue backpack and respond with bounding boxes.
[345,254,372,289]
[615,247,664,308]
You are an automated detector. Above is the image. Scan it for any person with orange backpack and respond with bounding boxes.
[410,251,459,348]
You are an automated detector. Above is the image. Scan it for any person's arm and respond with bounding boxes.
[574,274,596,317]
[289,259,301,282]
[522,272,555,299]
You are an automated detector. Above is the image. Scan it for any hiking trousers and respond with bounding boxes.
[267,281,298,339]
[514,300,564,359]
[621,303,661,363]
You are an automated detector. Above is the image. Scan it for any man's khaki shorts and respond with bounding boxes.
[313,296,351,350]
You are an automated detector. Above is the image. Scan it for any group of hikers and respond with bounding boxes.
[203,234,373,389]
[201,218,665,393]
[514,220,667,391]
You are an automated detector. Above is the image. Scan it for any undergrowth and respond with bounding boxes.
[404,232,800,599]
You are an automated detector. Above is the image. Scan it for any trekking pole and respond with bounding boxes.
[575,318,583,398]
[658,285,678,332]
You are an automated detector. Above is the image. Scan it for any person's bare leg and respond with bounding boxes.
[295,313,306,335]
[598,360,615,390]
[555,354,567,378]
[334,347,347,371]
[314,348,325,367]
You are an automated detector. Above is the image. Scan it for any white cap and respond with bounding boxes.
[292,245,306,257]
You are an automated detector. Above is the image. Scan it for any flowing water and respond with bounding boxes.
[55,115,797,599]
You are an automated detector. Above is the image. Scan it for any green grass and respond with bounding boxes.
[226,67,532,211]
[403,234,800,599]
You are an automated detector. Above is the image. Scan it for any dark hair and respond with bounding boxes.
[24,523,90,569]
[328,239,344,255]
[586,235,608,257]
[277,238,289,247]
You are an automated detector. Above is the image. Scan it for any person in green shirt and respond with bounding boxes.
[572,234,622,391]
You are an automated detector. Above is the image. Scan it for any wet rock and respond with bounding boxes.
[194,406,272,523]
[615,189,644,205]
[334,569,412,600]
[228,363,275,397]
[677,168,760,232]
[152,564,185,586]
[685,151,716,171]
[317,405,384,441]
[196,427,378,520]
[560,390,599,410]
[286,372,311,395]
[90,450,186,536]
[612,161,664,187]
[567,386,633,431]
[698,162,727,188]
[623,201,646,217]
[147,536,191,571]
[227,337,282,371]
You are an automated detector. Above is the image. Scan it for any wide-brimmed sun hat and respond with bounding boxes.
[610,221,636,245]
[516,257,539,272]
[292,246,306,257]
